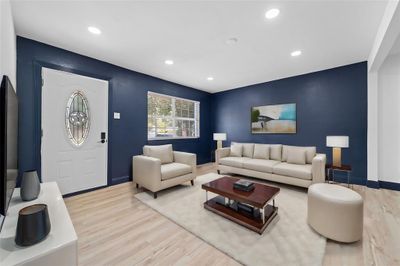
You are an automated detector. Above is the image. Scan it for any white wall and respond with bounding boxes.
[367,1,400,183]
[367,71,379,182]
[0,0,17,89]
[378,52,400,183]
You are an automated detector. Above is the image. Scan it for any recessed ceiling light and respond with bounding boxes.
[164,60,174,65]
[226,37,238,45]
[291,50,302,57]
[207,77,214,81]
[265,8,280,19]
[88,26,101,35]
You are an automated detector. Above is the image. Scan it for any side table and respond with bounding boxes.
[326,164,352,188]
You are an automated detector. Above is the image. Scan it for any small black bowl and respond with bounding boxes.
[15,204,51,246]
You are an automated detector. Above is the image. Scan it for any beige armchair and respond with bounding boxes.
[133,144,196,198]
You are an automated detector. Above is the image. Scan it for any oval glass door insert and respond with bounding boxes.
[65,91,90,147]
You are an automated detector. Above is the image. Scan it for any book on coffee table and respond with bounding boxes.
[233,179,255,191]
[237,202,255,215]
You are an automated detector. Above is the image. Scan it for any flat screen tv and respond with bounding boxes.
[0,75,18,223]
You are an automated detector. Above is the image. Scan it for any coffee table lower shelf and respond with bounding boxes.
[204,196,278,234]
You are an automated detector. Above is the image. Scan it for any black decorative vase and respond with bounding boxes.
[20,170,40,201]
[15,204,51,246]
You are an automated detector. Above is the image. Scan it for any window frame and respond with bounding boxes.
[147,91,200,140]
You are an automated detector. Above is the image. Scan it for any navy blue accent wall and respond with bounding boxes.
[17,37,212,185]
[211,62,367,184]
[17,36,368,187]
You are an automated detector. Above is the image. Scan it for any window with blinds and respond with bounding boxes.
[147,92,200,140]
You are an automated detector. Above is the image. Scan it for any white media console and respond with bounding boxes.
[0,182,77,266]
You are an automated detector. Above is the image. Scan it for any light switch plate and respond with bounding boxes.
[114,112,121,119]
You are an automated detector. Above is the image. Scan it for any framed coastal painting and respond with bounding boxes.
[251,103,296,134]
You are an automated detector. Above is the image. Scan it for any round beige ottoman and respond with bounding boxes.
[307,183,363,243]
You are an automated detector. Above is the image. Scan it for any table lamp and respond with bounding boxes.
[326,136,349,167]
[213,133,227,149]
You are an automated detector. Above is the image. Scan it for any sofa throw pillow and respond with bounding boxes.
[232,142,254,158]
[304,147,317,164]
[143,144,173,164]
[282,145,316,164]
[269,144,283,161]
[287,148,307,165]
[281,145,290,162]
[253,144,270,160]
[230,143,243,157]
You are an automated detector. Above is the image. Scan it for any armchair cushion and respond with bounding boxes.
[161,163,192,180]
[143,144,173,164]
[173,151,196,176]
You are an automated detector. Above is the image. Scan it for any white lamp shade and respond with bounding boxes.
[326,136,349,148]
[213,133,227,141]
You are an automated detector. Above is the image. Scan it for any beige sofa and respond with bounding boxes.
[133,144,196,198]
[216,143,326,188]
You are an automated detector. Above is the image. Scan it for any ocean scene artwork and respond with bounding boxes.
[251,103,296,133]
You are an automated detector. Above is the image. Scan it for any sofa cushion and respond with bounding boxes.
[253,144,270,160]
[287,148,306,165]
[270,144,283,161]
[282,145,316,164]
[219,157,250,168]
[230,143,243,157]
[143,144,173,164]
[273,163,312,180]
[243,159,280,173]
[161,162,192,180]
[232,142,255,158]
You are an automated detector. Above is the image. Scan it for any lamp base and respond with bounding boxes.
[217,140,222,150]
[332,147,342,167]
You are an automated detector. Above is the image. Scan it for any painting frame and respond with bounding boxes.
[251,103,297,134]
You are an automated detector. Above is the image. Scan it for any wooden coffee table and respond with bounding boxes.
[202,176,280,234]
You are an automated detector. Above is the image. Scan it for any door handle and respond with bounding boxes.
[98,132,107,143]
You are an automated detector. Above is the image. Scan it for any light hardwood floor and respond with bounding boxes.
[64,163,400,266]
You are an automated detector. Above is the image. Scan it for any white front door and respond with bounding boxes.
[41,68,108,195]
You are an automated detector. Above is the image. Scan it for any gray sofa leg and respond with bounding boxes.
[153,192,157,199]
[136,183,139,188]
[191,180,194,186]
[217,170,220,174]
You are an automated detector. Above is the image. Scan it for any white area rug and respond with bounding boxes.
[135,173,326,266]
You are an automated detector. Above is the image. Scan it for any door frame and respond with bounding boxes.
[32,61,113,188]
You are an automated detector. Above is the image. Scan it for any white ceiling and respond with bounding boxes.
[11,0,388,93]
